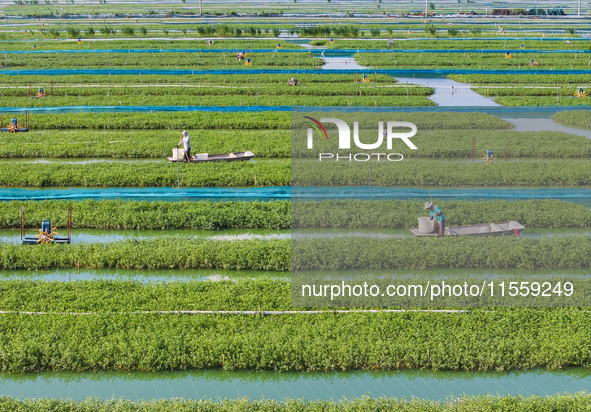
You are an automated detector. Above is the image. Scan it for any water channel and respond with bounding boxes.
[0,368,588,401]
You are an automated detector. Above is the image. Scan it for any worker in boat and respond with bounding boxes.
[424,202,446,237]
[177,130,191,163]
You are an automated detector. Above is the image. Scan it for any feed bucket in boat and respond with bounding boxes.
[418,217,435,234]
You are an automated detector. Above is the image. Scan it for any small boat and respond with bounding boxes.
[167,151,255,163]
[409,221,525,237]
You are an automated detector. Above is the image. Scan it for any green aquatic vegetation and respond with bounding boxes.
[330,39,590,51]
[0,39,301,51]
[292,158,591,186]
[25,112,291,130]
[0,73,396,86]
[0,129,291,158]
[1,51,322,70]
[449,73,591,85]
[355,52,591,70]
[5,129,583,159]
[2,395,591,412]
[1,94,433,108]
[0,237,289,270]
[494,96,591,106]
[293,130,591,158]
[292,200,591,229]
[0,158,586,188]
[1,200,291,230]
[553,111,591,130]
[0,309,589,372]
[0,199,584,231]
[292,236,591,270]
[0,236,589,270]
[0,279,292,312]
[16,111,509,131]
[0,159,291,187]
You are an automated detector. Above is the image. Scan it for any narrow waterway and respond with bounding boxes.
[394,76,499,107]
[316,51,498,107]
[320,56,367,70]
[0,368,589,401]
[0,267,587,282]
[505,117,591,139]
[0,228,291,244]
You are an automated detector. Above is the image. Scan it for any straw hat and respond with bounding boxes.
[424,202,433,209]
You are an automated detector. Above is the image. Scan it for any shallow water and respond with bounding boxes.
[394,76,499,107]
[0,267,587,283]
[320,56,367,70]
[2,227,588,245]
[505,117,591,139]
[0,268,286,282]
[0,228,291,244]
[0,368,589,401]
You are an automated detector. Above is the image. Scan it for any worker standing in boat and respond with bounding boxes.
[425,202,446,237]
[177,130,191,163]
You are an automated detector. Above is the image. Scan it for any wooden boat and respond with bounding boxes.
[409,221,525,237]
[167,151,255,163]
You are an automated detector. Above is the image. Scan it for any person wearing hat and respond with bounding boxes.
[424,202,445,237]
[177,130,191,163]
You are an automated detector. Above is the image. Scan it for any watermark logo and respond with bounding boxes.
[306,118,418,150]
[304,117,418,162]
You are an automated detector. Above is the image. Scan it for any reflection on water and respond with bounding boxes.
[1,227,586,245]
[0,267,588,283]
[0,368,589,401]
[0,268,287,282]
[394,76,499,107]
[320,56,367,70]
[505,118,591,139]
[0,228,291,245]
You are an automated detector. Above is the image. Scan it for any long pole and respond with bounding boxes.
[579,0,581,17]
[406,82,409,105]
[199,0,203,15]
[177,155,180,189]
[369,153,372,187]
[425,0,428,16]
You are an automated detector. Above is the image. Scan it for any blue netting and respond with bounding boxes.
[292,187,591,204]
[0,187,291,202]
[1,187,588,203]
